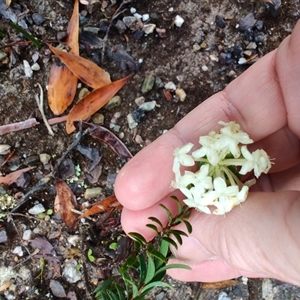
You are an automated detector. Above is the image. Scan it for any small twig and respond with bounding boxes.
[11,125,90,212]
[35,83,54,136]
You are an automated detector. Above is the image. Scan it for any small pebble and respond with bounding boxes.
[142,14,150,21]
[104,95,121,110]
[143,23,156,34]
[39,153,51,165]
[130,7,136,14]
[62,259,82,283]
[32,13,45,25]
[201,65,208,71]
[123,16,137,29]
[127,113,138,129]
[174,15,184,27]
[0,144,11,155]
[138,100,156,111]
[164,81,176,91]
[23,60,33,77]
[215,15,226,28]
[209,54,219,62]
[22,229,33,240]
[141,74,155,94]
[92,113,104,125]
[239,13,256,31]
[28,203,45,215]
[12,246,24,257]
[134,96,145,106]
[133,13,142,20]
[31,63,40,71]
[175,88,187,102]
[84,187,102,199]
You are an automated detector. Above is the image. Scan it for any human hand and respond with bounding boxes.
[115,20,300,286]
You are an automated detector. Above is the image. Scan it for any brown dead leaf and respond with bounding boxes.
[79,194,122,218]
[48,65,78,115]
[48,45,111,89]
[66,75,132,134]
[0,166,35,186]
[47,0,79,115]
[201,279,239,289]
[54,181,78,230]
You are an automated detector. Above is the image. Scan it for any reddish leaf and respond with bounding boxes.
[48,65,78,115]
[0,167,35,186]
[76,122,132,159]
[48,45,111,90]
[66,75,132,134]
[54,181,78,230]
[79,195,122,218]
[47,0,79,115]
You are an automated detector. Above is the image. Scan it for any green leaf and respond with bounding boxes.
[94,277,116,294]
[155,239,170,269]
[154,263,191,278]
[119,254,138,274]
[148,216,163,230]
[128,232,147,245]
[146,223,159,234]
[122,272,138,298]
[159,204,173,224]
[140,281,174,294]
[144,254,155,284]
[162,236,179,249]
[170,195,183,215]
[138,253,147,285]
[183,220,193,234]
[8,22,42,49]
[147,247,168,263]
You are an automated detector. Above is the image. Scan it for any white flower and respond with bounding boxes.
[192,134,220,166]
[216,121,253,158]
[239,146,271,177]
[172,143,195,182]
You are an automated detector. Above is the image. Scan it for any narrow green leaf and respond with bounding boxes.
[170,230,183,245]
[106,290,119,300]
[148,216,163,229]
[128,232,147,245]
[138,253,147,285]
[144,254,155,284]
[147,248,167,265]
[94,277,116,294]
[155,239,170,269]
[8,22,42,48]
[159,203,173,224]
[170,195,183,215]
[146,223,159,234]
[140,281,174,294]
[162,236,178,250]
[154,263,191,278]
[183,220,193,234]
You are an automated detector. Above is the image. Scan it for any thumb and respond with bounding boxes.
[167,191,300,286]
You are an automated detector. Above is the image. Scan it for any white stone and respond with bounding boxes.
[143,24,156,34]
[175,88,187,102]
[28,203,45,215]
[164,81,176,91]
[133,13,142,20]
[22,229,33,241]
[138,100,156,111]
[142,14,150,22]
[130,7,136,14]
[174,15,184,27]
[23,60,33,77]
[31,63,40,71]
[201,65,208,71]
[12,246,24,257]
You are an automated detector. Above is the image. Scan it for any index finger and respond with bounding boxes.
[115,21,300,211]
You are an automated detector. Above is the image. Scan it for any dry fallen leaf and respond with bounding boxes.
[47,0,79,115]
[79,194,122,218]
[54,181,78,230]
[0,167,35,186]
[76,122,133,159]
[66,75,132,134]
[201,279,239,289]
[48,45,111,89]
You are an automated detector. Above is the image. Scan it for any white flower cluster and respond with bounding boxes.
[172,121,272,215]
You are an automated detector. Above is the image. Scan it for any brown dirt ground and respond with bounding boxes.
[0,0,300,299]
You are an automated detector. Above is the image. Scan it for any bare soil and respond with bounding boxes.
[0,0,300,299]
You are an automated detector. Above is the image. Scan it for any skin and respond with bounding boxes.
[115,20,300,286]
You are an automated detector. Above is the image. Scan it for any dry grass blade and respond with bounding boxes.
[78,195,122,218]
[66,75,132,134]
[47,0,79,115]
[201,279,239,289]
[48,45,111,89]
